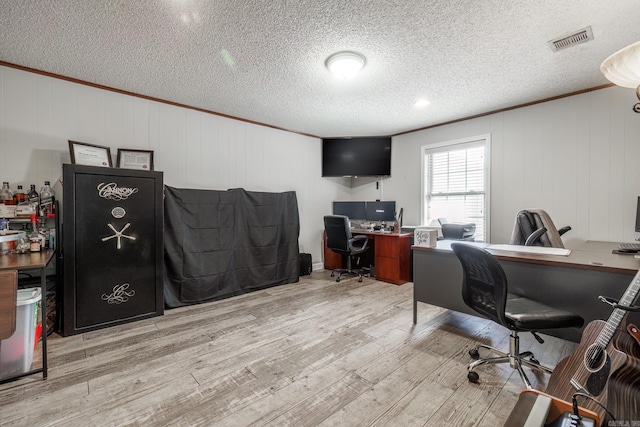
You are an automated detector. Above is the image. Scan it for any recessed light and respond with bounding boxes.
[414,98,430,108]
[325,51,366,79]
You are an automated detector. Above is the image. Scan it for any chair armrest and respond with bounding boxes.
[558,226,571,236]
[524,227,546,246]
[348,235,368,252]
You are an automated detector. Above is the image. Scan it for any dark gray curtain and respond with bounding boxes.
[163,186,300,308]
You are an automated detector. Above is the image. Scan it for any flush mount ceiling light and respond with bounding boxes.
[601,40,640,113]
[325,51,366,79]
[413,98,430,108]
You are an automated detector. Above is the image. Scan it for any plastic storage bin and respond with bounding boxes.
[0,288,41,380]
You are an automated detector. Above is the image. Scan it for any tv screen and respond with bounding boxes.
[366,201,396,222]
[322,137,392,177]
[333,201,367,220]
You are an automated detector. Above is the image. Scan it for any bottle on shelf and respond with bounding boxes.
[27,184,39,214]
[0,182,14,205]
[13,185,27,205]
[39,180,55,216]
[12,222,30,253]
[37,217,49,250]
[48,228,56,250]
[0,218,11,254]
[29,214,41,252]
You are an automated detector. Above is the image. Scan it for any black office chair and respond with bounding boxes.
[324,215,370,282]
[450,243,584,389]
[510,209,571,248]
[438,217,476,240]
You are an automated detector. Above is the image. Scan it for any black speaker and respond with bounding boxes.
[299,253,312,276]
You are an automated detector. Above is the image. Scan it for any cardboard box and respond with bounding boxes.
[414,227,438,247]
[0,205,16,218]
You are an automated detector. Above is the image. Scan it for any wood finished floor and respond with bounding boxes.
[0,271,578,426]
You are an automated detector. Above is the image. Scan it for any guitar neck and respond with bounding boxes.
[597,271,640,347]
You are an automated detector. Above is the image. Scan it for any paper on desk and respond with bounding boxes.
[486,244,571,256]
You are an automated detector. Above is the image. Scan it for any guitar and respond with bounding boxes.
[545,270,640,425]
[628,323,640,349]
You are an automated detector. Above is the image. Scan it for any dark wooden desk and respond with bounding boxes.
[412,241,640,342]
[0,250,54,383]
[324,230,412,285]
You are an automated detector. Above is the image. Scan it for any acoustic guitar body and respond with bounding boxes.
[545,320,631,425]
[607,327,640,423]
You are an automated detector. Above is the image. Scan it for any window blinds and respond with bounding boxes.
[425,144,486,241]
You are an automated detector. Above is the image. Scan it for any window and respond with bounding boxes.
[422,135,490,242]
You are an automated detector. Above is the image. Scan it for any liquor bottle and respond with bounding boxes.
[0,218,10,254]
[13,185,27,205]
[37,218,49,249]
[12,223,30,253]
[39,181,55,216]
[48,228,56,250]
[27,184,39,203]
[0,182,14,205]
[27,184,39,214]
[29,214,41,252]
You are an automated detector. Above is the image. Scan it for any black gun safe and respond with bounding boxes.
[62,164,164,336]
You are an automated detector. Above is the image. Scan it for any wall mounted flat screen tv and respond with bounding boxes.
[322,137,392,177]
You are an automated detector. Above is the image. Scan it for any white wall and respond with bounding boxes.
[384,86,640,247]
[4,64,639,260]
[0,65,352,266]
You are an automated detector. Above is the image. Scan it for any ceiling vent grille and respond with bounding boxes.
[548,26,594,52]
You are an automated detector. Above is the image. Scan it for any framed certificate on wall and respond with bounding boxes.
[116,149,154,171]
[69,140,113,167]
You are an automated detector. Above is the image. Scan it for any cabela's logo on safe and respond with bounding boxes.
[97,182,139,200]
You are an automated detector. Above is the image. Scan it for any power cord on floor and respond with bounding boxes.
[572,392,616,422]
[544,392,614,427]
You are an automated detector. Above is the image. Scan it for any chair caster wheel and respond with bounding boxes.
[469,349,480,359]
[468,371,480,383]
[330,272,335,277]
[358,277,363,282]
[335,277,340,282]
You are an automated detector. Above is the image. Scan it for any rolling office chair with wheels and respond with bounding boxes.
[324,215,370,282]
[510,209,571,248]
[450,243,584,389]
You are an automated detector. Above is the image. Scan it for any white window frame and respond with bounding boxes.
[421,134,491,242]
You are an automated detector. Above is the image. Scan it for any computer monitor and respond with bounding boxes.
[333,201,367,220]
[635,196,640,232]
[366,201,396,222]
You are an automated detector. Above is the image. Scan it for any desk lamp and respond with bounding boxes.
[601,41,640,113]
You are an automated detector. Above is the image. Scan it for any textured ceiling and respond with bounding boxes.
[1,1,639,138]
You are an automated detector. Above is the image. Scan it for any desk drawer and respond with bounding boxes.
[375,234,403,258]
[374,234,411,285]
[375,257,402,284]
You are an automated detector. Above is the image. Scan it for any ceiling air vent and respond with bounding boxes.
[548,26,594,52]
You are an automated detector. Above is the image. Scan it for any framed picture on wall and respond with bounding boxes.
[116,149,154,171]
[69,140,113,167]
